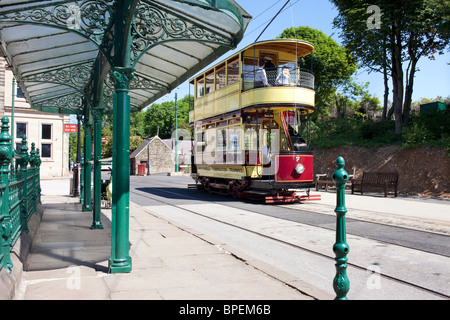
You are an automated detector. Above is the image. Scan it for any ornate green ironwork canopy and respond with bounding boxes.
[0,0,251,114]
[0,0,251,274]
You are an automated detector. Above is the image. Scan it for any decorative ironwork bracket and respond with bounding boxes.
[130,1,234,66]
[20,60,95,93]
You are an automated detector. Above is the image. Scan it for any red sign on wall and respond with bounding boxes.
[64,124,77,133]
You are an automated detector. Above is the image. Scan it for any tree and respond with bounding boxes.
[142,94,192,139]
[331,0,449,134]
[278,26,358,118]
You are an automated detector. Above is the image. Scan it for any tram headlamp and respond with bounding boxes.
[295,163,305,174]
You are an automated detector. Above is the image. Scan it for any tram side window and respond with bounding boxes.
[197,76,205,97]
[205,71,214,94]
[196,131,205,152]
[243,58,258,91]
[229,126,241,151]
[217,128,227,152]
[227,58,239,85]
[216,63,226,90]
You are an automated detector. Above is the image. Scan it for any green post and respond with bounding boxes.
[109,67,133,273]
[29,143,38,214]
[107,0,138,273]
[35,148,41,204]
[80,154,84,204]
[175,92,178,173]
[10,79,15,176]
[91,109,103,229]
[17,136,29,232]
[82,118,92,212]
[332,156,350,300]
[0,116,14,272]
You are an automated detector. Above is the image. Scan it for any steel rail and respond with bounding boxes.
[129,183,450,300]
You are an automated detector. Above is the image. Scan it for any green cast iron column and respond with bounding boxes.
[107,0,138,274]
[82,118,92,212]
[332,156,350,300]
[80,154,84,204]
[108,67,133,273]
[91,109,103,229]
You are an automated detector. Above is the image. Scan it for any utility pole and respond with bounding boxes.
[175,92,178,173]
[10,78,15,176]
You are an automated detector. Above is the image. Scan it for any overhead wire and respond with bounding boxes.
[242,0,301,40]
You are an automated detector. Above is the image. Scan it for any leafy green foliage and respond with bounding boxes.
[401,110,450,151]
[98,94,193,158]
[312,109,449,152]
[331,0,450,133]
[278,26,357,118]
[311,118,396,148]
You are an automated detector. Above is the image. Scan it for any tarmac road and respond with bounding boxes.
[130,174,450,300]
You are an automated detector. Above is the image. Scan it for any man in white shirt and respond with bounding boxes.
[254,59,269,88]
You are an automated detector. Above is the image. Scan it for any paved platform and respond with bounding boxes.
[14,194,317,300]
[12,178,450,300]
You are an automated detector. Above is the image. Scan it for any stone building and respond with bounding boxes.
[130,136,174,175]
[0,56,70,178]
[162,138,192,171]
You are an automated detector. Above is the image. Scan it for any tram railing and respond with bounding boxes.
[242,67,315,91]
[0,116,41,273]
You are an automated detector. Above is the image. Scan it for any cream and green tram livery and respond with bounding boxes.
[189,39,319,203]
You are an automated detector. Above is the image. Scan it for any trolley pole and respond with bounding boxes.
[332,156,350,300]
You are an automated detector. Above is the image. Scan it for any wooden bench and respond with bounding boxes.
[315,168,355,191]
[351,172,398,197]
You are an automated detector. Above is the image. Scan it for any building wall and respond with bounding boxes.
[0,57,70,178]
[132,137,174,175]
[0,58,4,117]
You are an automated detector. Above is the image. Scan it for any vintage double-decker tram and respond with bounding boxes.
[189,39,320,203]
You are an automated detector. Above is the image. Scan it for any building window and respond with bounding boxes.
[42,124,52,140]
[41,143,52,158]
[16,123,27,140]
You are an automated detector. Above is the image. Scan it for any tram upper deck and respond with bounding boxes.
[189,39,315,124]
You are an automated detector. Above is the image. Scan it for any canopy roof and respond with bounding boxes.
[0,0,251,114]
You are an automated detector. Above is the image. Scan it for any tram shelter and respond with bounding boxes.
[0,0,250,273]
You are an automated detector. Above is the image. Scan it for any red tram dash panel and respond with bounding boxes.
[275,155,313,182]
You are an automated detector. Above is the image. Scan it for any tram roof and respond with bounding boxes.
[190,38,315,83]
[0,0,251,115]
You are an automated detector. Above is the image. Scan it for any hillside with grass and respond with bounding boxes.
[311,108,449,198]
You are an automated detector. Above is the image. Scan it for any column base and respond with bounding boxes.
[82,204,92,212]
[90,221,103,230]
[108,256,132,273]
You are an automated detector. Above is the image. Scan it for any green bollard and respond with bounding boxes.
[332,156,350,300]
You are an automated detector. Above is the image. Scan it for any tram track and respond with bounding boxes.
[129,179,450,299]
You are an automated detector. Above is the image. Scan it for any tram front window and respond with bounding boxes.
[282,110,309,151]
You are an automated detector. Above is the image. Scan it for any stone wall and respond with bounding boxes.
[132,136,174,175]
[313,145,449,198]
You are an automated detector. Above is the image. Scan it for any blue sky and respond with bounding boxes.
[154,0,449,106]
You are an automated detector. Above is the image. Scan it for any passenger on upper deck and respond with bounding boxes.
[255,59,269,88]
[264,56,276,85]
[276,67,291,86]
